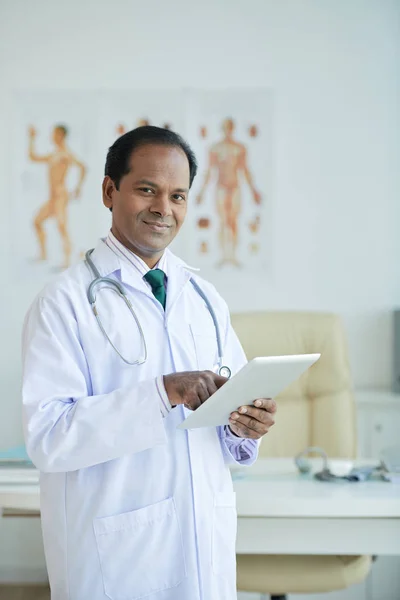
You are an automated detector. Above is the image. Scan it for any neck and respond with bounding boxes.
[142,255,162,269]
[111,227,163,269]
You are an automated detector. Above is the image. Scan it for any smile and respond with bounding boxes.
[143,221,171,232]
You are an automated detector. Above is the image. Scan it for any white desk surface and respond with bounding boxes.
[232,458,400,556]
[232,458,400,518]
[0,484,40,511]
[1,458,399,555]
[0,458,399,516]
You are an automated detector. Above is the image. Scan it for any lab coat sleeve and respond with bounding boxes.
[217,314,259,466]
[22,296,168,473]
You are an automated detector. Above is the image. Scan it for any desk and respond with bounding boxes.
[0,459,399,556]
[0,485,40,513]
[234,458,400,556]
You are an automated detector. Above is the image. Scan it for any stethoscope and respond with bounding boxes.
[85,249,231,379]
[294,447,382,482]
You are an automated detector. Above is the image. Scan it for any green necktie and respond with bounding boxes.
[144,269,167,309]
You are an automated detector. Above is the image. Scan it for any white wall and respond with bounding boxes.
[0,0,399,584]
[0,0,399,446]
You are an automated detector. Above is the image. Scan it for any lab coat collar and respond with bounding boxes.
[86,239,122,279]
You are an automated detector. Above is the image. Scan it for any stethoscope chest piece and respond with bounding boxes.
[219,366,231,379]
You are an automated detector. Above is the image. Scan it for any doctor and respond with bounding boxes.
[22,126,276,600]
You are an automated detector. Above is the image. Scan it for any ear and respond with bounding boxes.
[102,176,116,210]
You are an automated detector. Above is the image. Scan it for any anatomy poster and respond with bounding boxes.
[99,90,184,142]
[11,89,272,281]
[11,91,102,277]
[184,89,273,276]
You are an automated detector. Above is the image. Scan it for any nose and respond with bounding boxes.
[150,192,172,218]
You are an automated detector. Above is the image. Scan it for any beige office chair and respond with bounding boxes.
[231,312,372,599]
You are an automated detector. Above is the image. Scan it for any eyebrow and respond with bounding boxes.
[134,179,189,193]
[135,179,158,188]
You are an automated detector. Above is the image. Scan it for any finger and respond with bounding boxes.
[186,394,204,411]
[230,415,264,434]
[186,379,209,410]
[229,422,259,439]
[203,373,218,397]
[184,389,201,410]
[210,372,229,388]
[197,379,210,404]
[230,413,269,434]
[235,405,275,425]
[253,398,277,413]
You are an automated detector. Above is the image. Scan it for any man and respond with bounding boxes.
[196,118,261,267]
[22,126,276,600]
[28,125,86,269]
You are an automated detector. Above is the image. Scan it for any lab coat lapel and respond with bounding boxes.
[119,263,154,298]
[86,239,121,278]
[164,251,195,319]
[88,239,153,299]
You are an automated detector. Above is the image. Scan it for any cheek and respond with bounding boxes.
[174,206,187,228]
[115,193,144,218]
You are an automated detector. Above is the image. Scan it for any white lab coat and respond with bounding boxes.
[22,240,258,600]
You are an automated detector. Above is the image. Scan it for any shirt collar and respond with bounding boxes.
[106,230,169,278]
[86,236,198,285]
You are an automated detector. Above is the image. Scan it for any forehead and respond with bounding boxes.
[127,144,190,182]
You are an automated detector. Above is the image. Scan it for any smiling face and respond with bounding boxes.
[102,144,190,267]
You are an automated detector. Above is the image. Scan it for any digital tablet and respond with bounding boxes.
[177,353,320,430]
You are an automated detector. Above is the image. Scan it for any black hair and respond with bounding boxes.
[55,124,68,137]
[105,125,198,190]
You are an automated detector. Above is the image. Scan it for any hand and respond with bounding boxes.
[29,126,37,138]
[116,124,126,136]
[163,370,228,411]
[229,398,276,439]
[253,190,262,205]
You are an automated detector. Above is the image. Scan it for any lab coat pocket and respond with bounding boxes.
[189,323,218,372]
[93,497,186,600]
[212,491,237,578]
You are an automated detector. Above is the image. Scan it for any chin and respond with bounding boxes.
[139,241,168,255]
[143,235,171,249]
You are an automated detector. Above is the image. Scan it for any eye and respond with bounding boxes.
[172,194,186,202]
[138,187,154,194]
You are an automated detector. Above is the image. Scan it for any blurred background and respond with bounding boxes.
[0,0,399,599]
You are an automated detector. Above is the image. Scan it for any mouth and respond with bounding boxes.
[142,221,172,233]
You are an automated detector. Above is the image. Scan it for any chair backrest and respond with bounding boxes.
[230,312,357,459]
